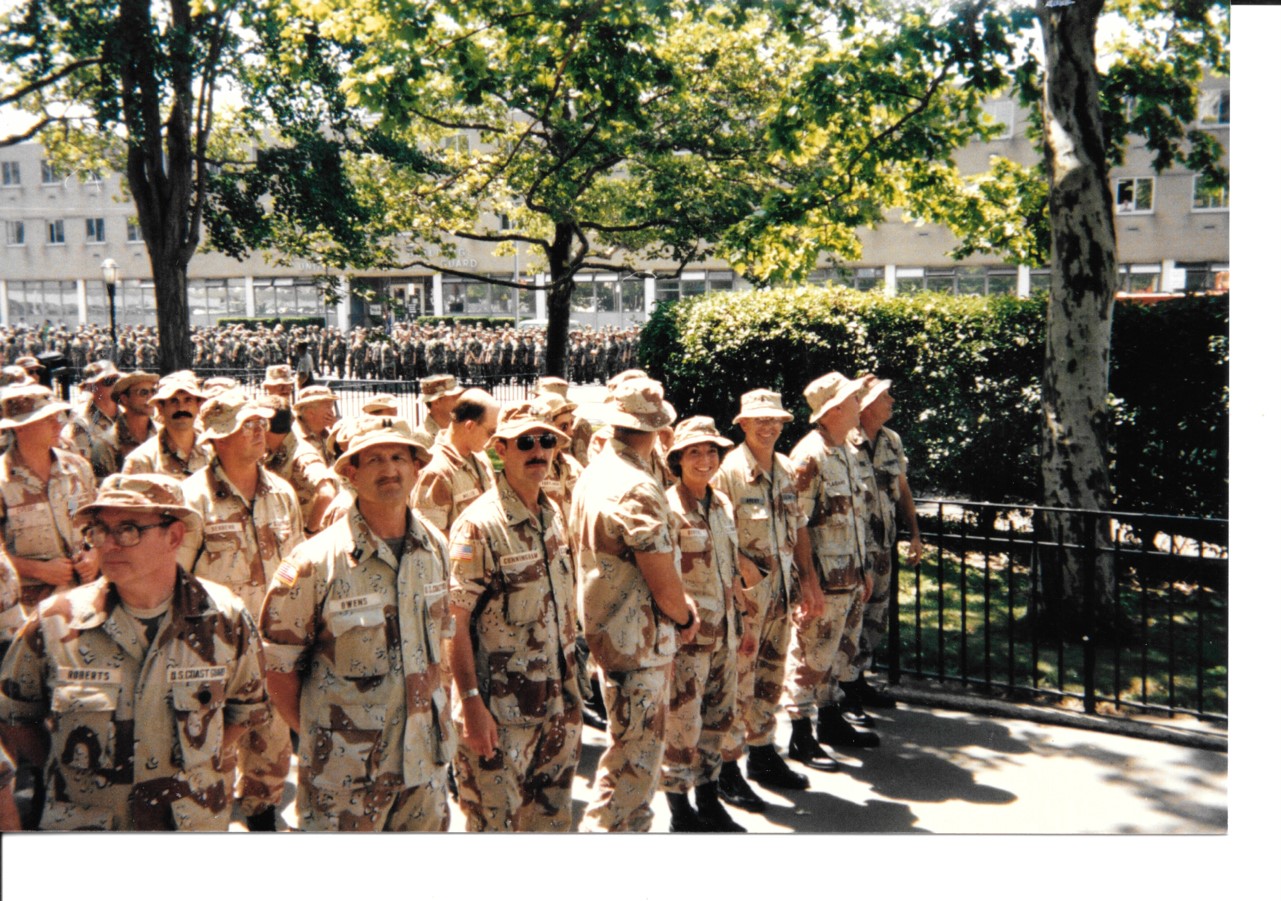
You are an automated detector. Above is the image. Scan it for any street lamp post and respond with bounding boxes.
[101,258,119,362]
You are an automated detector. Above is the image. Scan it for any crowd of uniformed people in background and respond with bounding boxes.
[0,345,921,832]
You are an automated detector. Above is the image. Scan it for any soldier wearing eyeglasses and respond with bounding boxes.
[177,389,304,831]
[0,474,271,830]
[446,403,582,831]
[60,360,120,479]
[411,388,499,535]
[92,371,160,480]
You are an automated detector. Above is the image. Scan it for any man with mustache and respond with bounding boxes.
[121,371,211,478]
[446,402,582,831]
[93,371,159,478]
[61,360,120,481]
[178,389,305,831]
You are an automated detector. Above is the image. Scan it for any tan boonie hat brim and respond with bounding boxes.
[600,377,675,432]
[196,390,273,444]
[534,376,570,398]
[362,394,400,414]
[733,388,794,424]
[73,473,203,542]
[110,371,160,400]
[861,376,892,407]
[491,402,571,448]
[82,360,121,385]
[667,416,734,456]
[419,375,463,403]
[0,385,70,429]
[805,372,862,424]
[334,417,430,472]
[292,386,338,410]
[150,374,208,405]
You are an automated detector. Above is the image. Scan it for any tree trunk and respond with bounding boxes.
[1034,0,1117,636]
[543,221,576,379]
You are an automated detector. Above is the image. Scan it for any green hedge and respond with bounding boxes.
[639,286,1227,516]
[215,316,327,330]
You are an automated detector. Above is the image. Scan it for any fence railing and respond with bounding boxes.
[881,500,1227,726]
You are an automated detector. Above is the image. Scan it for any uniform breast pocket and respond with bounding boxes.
[501,556,547,626]
[170,679,227,772]
[51,682,120,772]
[330,604,391,678]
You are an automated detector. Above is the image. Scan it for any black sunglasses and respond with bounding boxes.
[515,433,558,451]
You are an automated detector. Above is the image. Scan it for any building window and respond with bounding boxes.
[46,220,66,245]
[40,159,61,185]
[1,161,19,186]
[4,220,24,246]
[1176,262,1229,293]
[1192,174,1228,211]
[126,218,144,242]
[1198,89,1229,127]
[82,169,103,185]
[1114,176,1154,214]
[1117,263,1161,294]
[894,267,926,296]
[85,217,106,243]
[980,98,1015,140]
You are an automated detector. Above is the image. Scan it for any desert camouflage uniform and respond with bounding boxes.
[178,459,304,816]
[785,429,872,721]
[0,446,96,611]
[0,550,23,651]
[448,473,582,831]
[92,416,157,481]
[570,437,677,832]
[539,449,583,525]
[839,426,909,683]
[0,569,270,830]
[121,427,212,479]
[660,482,741,795]
[264,429,337,531]
[258,506,456,832]
[62,402,117,482]
[411,441,495,535]
[712,444,806,753]
[569,416,593,468]
[292,421,332,467]
[411,413,443,451]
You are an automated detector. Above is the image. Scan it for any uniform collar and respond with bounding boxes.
[339,503,432,569]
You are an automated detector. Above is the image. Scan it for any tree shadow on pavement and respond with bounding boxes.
[756,791,927,833]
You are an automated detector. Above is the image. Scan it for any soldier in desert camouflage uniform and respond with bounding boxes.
[261,395,337,536]
[712,389,824,805]
[569,378,699,832]
[659,417,748,832]
[413,374,464,450]
[534,376,593,467]
[121,371,211,479]
[292,385,339,467]
[784,373,879,770]
[90,371,159,481]
[61,360,120,479]
[0,474,270,831]
[259,419,455,832]
[178,389,305,831]
[261,364,295,404]
[411,388,498,535]
[447,403,582,831]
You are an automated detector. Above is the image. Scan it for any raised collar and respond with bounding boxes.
[338,503,433,570]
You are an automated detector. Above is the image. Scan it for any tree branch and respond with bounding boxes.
[0,57,102,106]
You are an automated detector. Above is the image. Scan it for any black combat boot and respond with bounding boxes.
[837,680,875,728]
[666,791,707,833]
[855,673,898,709]
[787,718,838,771]
[718,759,768,810]
[746,744,810,791]
[816,705,880,748]
[245,806,277,832]
[695,781,747,832]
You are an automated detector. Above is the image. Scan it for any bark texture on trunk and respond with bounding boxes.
[543,222,576,379]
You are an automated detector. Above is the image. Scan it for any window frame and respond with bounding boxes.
[1,160,20,187]
[1191,173,1229,212]
[4,220,25,246]
[40,159,61,185]
[1114,176,1155,215]
[46,219,66,245]
[1197,89,1230,128]
[85,217,106,243]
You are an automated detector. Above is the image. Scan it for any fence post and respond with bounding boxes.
[1082,510,1098,716]
[888,542,901,685]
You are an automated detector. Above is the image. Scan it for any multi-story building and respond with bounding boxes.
[0,78,1228,332]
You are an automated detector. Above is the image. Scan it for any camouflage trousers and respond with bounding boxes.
[660,629,736,794]
[784,585,864,722]
[297,767,450,832]
[233,708,292,815]
[838,545,894,683]
[725,570,793,759]
[584,665,671,832]
[454,703,584,832]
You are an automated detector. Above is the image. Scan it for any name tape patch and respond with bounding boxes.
[167,666,227,684]
[55,667,122,685]
[334,594,382,614]
[500,550,541,570]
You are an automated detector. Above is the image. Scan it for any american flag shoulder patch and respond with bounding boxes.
[451,543,475,562]
[275,561,299,588]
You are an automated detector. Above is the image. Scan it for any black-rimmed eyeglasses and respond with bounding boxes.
[515,433,558,451]
[83,520,174,548]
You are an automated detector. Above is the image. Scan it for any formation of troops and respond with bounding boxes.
[0,349,922,832]
[2,320,643,386]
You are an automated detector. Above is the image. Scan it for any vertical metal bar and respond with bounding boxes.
[936,505,946,682]
[1196,536,1206,717]
[1167,529,1177,715]
[960,506,969,686]
[1112,516,1122,711]
[1007,509,1018,693]
[1055,516,1066,697]
[1082,510,1098,716]
[1139,520,1150,709]
[914,513,925,676]
[983,506,993,692]
[1030,511,1041,694]
[889,533,902,686]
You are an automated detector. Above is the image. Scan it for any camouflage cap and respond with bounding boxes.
[82,359,121,385]
[667,415,733,455]
[110,370,160,401]
[0,365,34,388]
[292,384,337,411]
[73,473,202,541]
[334,416,430,473]
[857,374,892,408]
[149,370,207,405]
[530,392,577,419]
[14,355,43,371]
[362,393,400,415]
[0,384,71,430]
[200,376,239,397]
[196,388,272,444]
[599,377,674,433]
[733,388,794,424]
[491,401,570,447]
[804,371,861,424]
[605,368,649,393]
[534,376,570,398]
[419,374,463,402]
[262,364,294,387]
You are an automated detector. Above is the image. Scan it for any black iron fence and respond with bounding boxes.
[881,500,1227,725]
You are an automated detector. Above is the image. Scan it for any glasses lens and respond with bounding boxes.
[539,433,558,449]
[517,433,557,451]
[515,435,534,451]
[242,418,269,432]
[84,523,142,547]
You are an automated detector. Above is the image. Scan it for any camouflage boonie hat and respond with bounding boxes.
[362,393,400,415]
[0,384,71,429]
[14,355,43,371]
[82,359,121,385]
[419,374,463,402]
[0,365,33,388]
[491,401,570,447]
[150,370,207,405]
[201,376,239,396]
[263,364,294,387]
[534,376,570,398]
[605,369,649,393]
[733,388,794,424]
[600,377,675,433]
[530,393,577,420]
[856,374,892,407]
[667,416,733,456]
[110,370,160,401]
[804,371,861,424]
[292,384,337,411]
[74,473,203,541]
[334,416,430,472]
[196,388,272,444]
